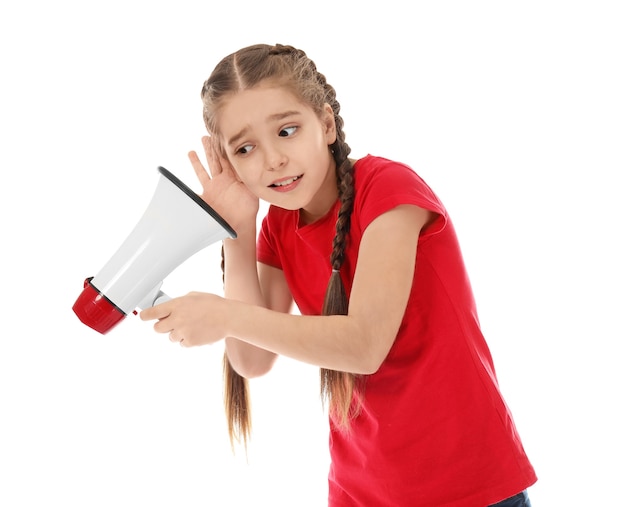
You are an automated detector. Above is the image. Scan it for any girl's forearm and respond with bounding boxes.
[222,228,278,377]
[220,234,392,375]
[222,228,264,305]
[224,301,382,375]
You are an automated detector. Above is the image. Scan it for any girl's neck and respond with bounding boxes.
[298,159,339,225]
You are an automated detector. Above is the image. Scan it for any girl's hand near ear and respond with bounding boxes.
[188,135,259,234]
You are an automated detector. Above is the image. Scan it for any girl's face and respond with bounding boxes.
[217,84,338,223]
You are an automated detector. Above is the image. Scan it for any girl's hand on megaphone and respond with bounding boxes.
[189,136,259,235]
[140,292,231,347]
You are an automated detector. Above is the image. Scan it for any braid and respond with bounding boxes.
[221,243,251,450]
[316,71,362,430]
[322,157,353,315]
[320,157,361,429]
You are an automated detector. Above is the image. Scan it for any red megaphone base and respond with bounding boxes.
[73,278,126,334]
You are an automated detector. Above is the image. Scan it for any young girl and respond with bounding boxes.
[140,43,537,507]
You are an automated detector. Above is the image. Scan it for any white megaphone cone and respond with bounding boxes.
[72,166,236,334]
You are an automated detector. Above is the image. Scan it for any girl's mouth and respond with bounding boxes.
[269,175,303,189]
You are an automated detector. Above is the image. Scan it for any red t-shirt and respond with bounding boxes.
[257,155,537,506]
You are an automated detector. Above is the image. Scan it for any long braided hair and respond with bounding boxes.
[200,44,359,446]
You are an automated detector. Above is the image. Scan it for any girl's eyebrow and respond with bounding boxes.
[226,110,302,147]
[268,110,301,122]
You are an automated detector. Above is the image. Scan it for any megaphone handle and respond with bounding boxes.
[152,291,171,306]
[136,282,171,310]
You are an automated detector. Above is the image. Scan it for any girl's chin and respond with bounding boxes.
[262,194,307,211]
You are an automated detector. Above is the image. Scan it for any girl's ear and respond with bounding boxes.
[322,103,337,145]
[216,135,244,183]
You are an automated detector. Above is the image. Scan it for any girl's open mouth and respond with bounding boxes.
[269,175,303,189]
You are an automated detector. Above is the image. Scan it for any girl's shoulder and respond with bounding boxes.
[353,154,430,185]
[352,154,448,233]
[353,155,440,202]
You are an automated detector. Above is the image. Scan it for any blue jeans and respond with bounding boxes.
[488,490,531,507]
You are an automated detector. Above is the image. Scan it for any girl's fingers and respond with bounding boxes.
[190,135,241,193]
[188,150,214,194]
[204,136,224,177]
[208,137,241,182]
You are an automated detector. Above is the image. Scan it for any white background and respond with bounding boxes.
[1,1,624,505]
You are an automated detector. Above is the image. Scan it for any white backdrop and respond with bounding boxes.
[1,1,624,505]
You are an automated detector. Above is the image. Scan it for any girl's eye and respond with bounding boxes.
[237,144,253,155]
[279,126,297,137]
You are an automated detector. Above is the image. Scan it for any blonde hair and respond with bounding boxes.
[201,44,360,447]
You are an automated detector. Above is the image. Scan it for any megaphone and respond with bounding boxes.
[72,166,236,334]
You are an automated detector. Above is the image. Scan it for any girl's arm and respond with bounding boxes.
[185,138,290,377]
[142,204,431,374]
[222,224,292,378]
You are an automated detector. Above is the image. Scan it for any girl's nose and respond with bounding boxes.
[265,145,287,171]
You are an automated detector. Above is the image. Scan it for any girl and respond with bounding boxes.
[140,43,537,507]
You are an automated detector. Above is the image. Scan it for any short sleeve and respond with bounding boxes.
[354,156,448,240]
